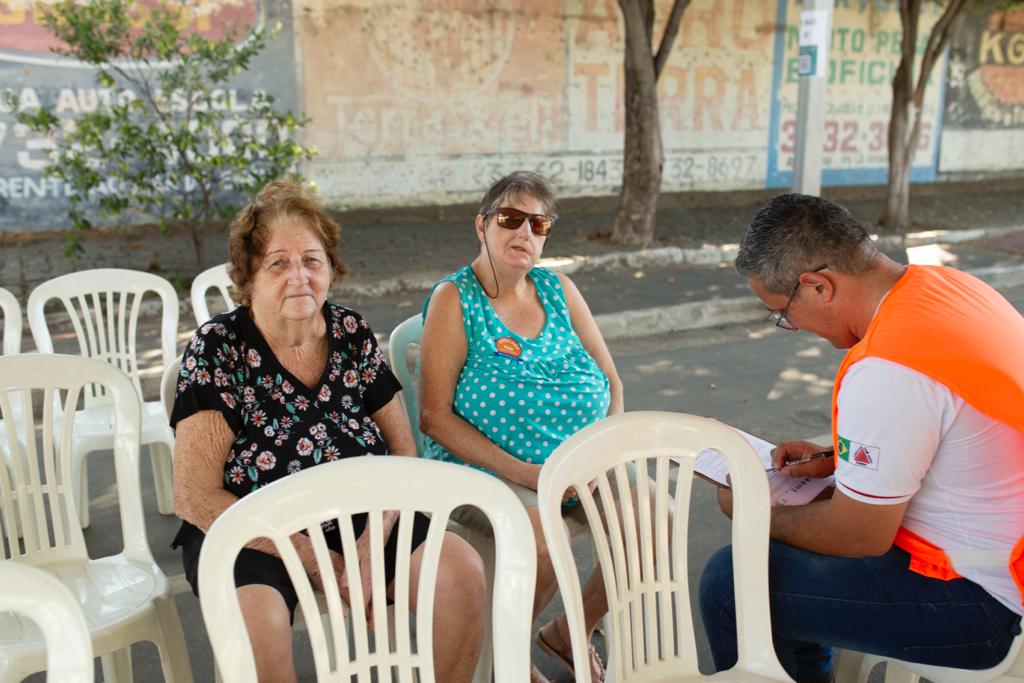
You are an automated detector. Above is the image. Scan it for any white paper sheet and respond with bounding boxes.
[683,427,834,507]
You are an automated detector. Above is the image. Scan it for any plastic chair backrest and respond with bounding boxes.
[0,287,21,357]
[199,456,536,683]
[191,263,234,327]
[0,562,94,682]
[0,354,150,566]
[538,411,793,683]
[27,269,178,405]
[387,315,425,454]
[161,355,182,423]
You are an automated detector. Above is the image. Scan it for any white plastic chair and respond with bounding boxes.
[161,355,182,424]
[0,353,192,682]
[27,268,178,527]
[190,263,234,327]
[833,635,1024,683]
[0,288,29,483]
[538,411,794,683]
[198,455,536,683]
[0,287,20,358]
[387,314,426,455]
[0,562,94,682]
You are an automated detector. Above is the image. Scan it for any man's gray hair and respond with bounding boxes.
[478,171,558,218]
[735,194,878,294]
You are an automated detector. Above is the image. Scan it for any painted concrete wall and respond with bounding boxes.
[1,0,1022,230]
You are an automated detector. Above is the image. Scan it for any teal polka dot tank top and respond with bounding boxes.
[421,265,611,472]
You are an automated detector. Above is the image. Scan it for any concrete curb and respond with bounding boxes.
[593,261,1024,341]
[335,224,1024,299]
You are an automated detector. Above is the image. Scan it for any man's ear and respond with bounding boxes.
[803,271,835,302]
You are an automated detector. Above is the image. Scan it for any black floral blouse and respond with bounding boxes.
[171,303,401,498]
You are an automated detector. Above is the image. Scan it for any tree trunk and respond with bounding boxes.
[880,65,917,230]
[613,46,662,245]
[190,221,206,270]
[880,0,965,230]
[613,0,663,247]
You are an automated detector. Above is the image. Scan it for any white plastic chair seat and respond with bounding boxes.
[0,562,93,683]
[66,401,173,448]
[0,557,166,644]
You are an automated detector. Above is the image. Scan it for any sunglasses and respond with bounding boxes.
[482,207,556,236]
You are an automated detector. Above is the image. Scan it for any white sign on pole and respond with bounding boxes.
[799,9,830,78]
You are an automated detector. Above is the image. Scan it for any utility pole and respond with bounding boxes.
[792,0,833,196]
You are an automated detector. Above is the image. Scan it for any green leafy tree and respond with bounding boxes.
[13,0,314,266]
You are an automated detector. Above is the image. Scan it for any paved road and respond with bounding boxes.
[48,284,1023,682]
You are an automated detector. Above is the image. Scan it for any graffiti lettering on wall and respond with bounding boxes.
[945,9,1024,129]
[0,0,257,60]
[767,0,946,186]
[0,0,296,231]
[299,0,774,205]
[564,0,772,193]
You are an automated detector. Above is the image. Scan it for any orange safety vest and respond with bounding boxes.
[830,265,1024,605]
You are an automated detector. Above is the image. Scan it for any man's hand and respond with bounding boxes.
[772,440,836,478]
[716,484,734,519]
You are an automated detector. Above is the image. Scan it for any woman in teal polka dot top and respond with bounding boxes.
[420,171,622,683]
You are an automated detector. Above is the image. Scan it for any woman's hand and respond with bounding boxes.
[339,528,377,629]
[310,549,346,594]
[771,440,836,479]
[336,512,399,631]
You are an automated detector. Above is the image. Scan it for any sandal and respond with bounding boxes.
[536,624,606,682]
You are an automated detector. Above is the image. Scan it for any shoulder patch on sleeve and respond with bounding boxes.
[837,435,880,470]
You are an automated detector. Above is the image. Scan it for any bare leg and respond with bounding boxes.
[401,531,486,683]
[537,479,669,682]
[237,584,297,683]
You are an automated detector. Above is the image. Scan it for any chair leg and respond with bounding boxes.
[153,592,194,682]
[150,442,175,516]
[74,452,90,529]
[460,526,495,683]
[101,647,133,682]
[833,648,881,683]
[881,662,921,683]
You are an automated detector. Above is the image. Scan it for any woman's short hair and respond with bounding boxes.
[735,193,878,294]
[478,171,558,218]
[227,179,347,306]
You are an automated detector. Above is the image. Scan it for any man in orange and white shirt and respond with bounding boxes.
[700,193,1024,683]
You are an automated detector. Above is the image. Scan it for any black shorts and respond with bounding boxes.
[173,512,433,620]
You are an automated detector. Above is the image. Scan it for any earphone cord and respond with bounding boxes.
[481,227,500,299]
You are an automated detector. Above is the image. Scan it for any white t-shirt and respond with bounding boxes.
[835,357,1024,616]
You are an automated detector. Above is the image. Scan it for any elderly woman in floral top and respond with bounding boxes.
[171,179,485,683]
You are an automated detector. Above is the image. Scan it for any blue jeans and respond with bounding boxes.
[699,542,1022,683]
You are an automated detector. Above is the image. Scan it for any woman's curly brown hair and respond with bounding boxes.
[227,179,347,306]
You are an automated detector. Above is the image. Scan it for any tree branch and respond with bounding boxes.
[618,0,656,73]
[653,0,691,78]
[912,0,967,106]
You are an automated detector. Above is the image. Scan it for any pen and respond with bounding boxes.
[769,448,834,471]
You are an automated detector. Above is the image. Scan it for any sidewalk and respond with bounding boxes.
[3,177,1024,349]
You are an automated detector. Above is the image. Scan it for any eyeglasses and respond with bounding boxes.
[770,264,828,331]
[482,207,556,236]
